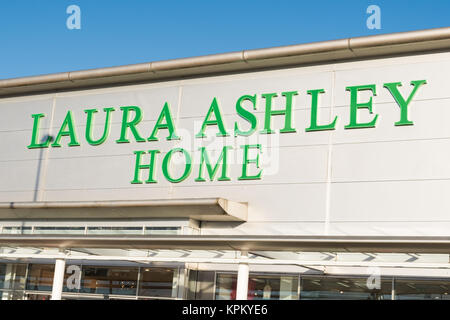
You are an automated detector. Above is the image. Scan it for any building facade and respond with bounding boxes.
[1,27,450,300]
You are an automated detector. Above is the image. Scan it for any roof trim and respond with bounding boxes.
[2,27,450,96]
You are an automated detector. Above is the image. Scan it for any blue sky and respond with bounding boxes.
[0,0,449,79]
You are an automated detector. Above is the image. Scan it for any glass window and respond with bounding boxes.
[187,270,215,300]
[395,278,450,300]
[300,276,392,300]
[26,264,54,292]
[0,264,5,288]
[138,268,176,298]
[144,227,180,235]
[33,227,85,235]
[215,274,237,300]
[0,263,27,300]
[80,266,138,295]
[215,274,299,300]
[248,275,298,300]
[26,293,51,300]
[0,263,27,290]
[2,227,32,234]
[87,227,143,235]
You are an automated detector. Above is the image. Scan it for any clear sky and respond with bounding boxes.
[0,0,449,79]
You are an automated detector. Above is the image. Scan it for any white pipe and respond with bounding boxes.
[236,251,249,300]
[51,258,66,300]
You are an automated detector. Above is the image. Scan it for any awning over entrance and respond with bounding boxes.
[0,198,247,222]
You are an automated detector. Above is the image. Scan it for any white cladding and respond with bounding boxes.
[1,51,450,237]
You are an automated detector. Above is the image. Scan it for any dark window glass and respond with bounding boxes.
[33,227,85,235]
[215,274,237,300]
[80,266,138,296]
[144,227,180,235]
[248,275,298,300]
[0,263,27,290]
[2,227,32,234]
[300,276,392,300]
[26,264,54,292]
[87,227,143,235]
[26,293,51,300]
[138,268,175,297]
[0,264,5,288]
[395,279,450,300]
[215,274,299,300]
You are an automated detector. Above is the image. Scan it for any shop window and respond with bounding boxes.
[300,276,392,300]
[248,275,298,300]
[0,263,27,300]
[80,266,138,296]
[187,270,215,300]
[138,268,176,298]
[215,274,236,300]
[394,278,450,300]
[215,273,299,300]
[26,264,55,292]
[0,264,5,288]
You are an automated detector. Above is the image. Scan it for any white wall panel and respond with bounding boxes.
[330,180,450,222]
[332,139,450,182]
[0,160,39,192]
[0,95,54,132]
[170,184,327,222]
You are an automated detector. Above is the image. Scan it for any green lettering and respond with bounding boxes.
[383,80,427,126]
[344,84,378,129]
[148,102,180,141]
[131,150,160,184]
[51,111,80,147]
[238,144,262,180]
[85,107,115,146]
[234,94,258,136]
[27,113,52,149]
[260,91,298,134]
[196,146,232,182]
[195,97,229,138]
[162,148,192,183]
[306,89,337,132]
[116,106,145,143]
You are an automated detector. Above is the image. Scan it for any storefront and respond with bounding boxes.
[1,27,450,300]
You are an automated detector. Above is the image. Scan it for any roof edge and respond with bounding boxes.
[2,27,450,96]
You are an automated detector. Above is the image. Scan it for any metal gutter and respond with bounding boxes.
[1,235,450,253]
[1,27,450,96]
